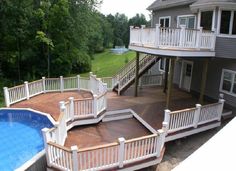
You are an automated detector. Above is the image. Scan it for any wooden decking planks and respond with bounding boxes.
[11,90,92,121]
[64,118,151,149]
[107,86,201,130]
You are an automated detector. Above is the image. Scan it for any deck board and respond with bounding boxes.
[11,90,92,121]
[65,118,151,148]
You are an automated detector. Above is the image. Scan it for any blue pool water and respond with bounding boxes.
[0,110,54,171]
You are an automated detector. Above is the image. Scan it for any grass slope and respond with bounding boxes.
[81,50,136,77]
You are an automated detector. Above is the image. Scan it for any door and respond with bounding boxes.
[180,61,193,92]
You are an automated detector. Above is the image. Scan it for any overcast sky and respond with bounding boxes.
[98,0,154,19]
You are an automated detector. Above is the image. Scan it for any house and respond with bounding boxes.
[129,0,236,115]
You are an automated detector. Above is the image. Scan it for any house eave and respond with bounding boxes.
[190,2,236,12]
[129,45,216,57]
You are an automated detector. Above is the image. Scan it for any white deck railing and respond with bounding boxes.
[163,95,225,134]
[130,24,216,51]
[3,73,107,107]
[139,74,163,87]
[42,130,165,171]
[118,55,157,94]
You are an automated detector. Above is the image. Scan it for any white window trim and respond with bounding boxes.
[219,69,236,97]
[217,8,236,36]
[159,16,171,27]
[177,14,196,29]
[197,10,216,31]
[159,58,166,72]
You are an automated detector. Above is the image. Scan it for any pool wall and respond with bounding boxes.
[0,108,56,171]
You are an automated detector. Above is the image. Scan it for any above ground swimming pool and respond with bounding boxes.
[0,109,54,171]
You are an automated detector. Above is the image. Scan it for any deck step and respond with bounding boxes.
[102,111,133,122]
[222,109,234,120]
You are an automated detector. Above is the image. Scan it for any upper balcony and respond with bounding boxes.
[129,24,216,57]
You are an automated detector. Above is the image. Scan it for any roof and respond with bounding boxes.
[190,0,236,11]
[147,0,236,11]
[147,0,196,11]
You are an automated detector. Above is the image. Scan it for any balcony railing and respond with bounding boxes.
[130,24,216,51]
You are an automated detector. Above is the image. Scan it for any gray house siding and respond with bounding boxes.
[152,5,196,28]
[189,58,236,107]
[215,37,236,59]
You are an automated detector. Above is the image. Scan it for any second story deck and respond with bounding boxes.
[129,25,216,57]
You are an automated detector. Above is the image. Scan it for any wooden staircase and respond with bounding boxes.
[112,54,160,95]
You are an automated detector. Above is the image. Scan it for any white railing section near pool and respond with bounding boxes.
[130,24,216,51]
[42,129,166,171]
[163,94,225,134]
[3,73,107,107]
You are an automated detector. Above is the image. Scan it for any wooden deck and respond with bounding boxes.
[107,86,203,130]
[11,90,93,121]
[9,85,212,148]
[65,118,151,149]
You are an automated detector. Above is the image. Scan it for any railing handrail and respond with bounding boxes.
[118,55,155,81]
[48,141,72,152]
[170,107,196,115]
[125,134,157,143]
[78,142,119,153]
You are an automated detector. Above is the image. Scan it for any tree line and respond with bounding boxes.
[0,0,149,87]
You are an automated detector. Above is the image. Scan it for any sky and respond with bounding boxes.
[99,0,155,19]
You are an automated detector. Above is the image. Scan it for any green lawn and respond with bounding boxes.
[81,50,136,77]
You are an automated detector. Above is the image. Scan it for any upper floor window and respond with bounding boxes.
[220,10,236,35]
[200,11,213,30]
[220,69,236,96]
[177,15,196,29]
[159,16,170,27]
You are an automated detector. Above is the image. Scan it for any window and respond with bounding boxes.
[159,16,171,27]
[220,10,236,35]
[159,58,166,71]
[177,15,196,29]
[220,69,236,96]
[200,11,213,30]
[220,11,231,34]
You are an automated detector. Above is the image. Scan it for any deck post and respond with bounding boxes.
[218,94,225,121]
[3,87,10,107]
[77,75,80,91]
[134,51,140,97]
[69,97,75,121]
[166,58,175,108]
[156,129,165,157]
[24,81,30,100]
[179,25,186,48]
[89,72,93,91]
[42,128,51,167]
[193,104,201,128]
[60,76,64,93]
[118,137,125,168]
[93,94,98,118]
[71,146,79,171]
[141,25,146,45]
[199,59,209,104]
[162,121,169,136]
[129,26,134,44]
[155,24,161,47]
[42,77,46,93]
[164,109,171,124]
[163,58,170,93]
[196,27,203,50]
